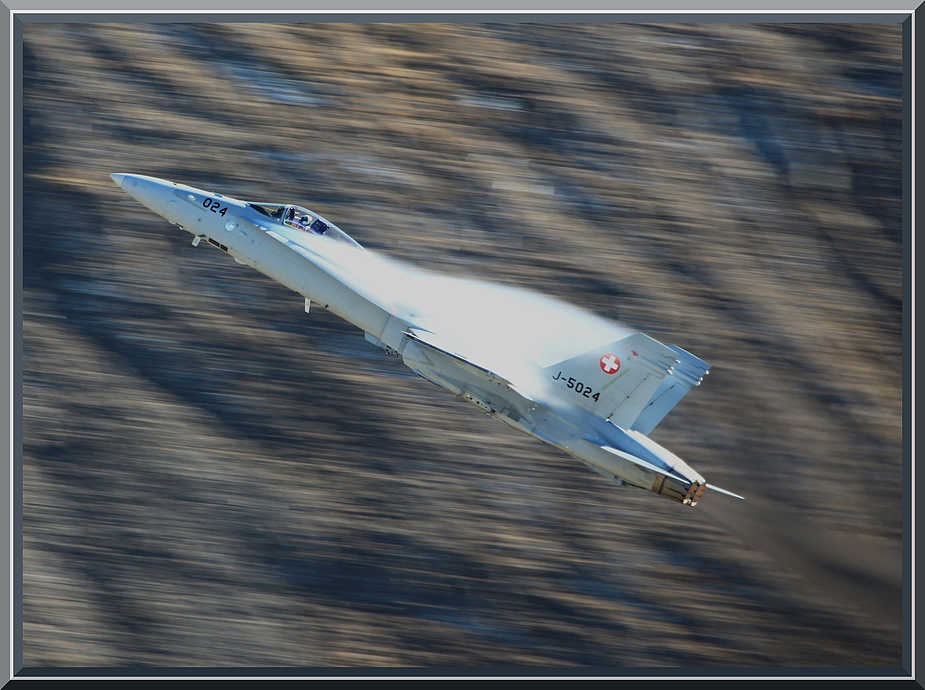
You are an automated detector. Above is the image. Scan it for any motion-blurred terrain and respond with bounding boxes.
[21,23,903,668]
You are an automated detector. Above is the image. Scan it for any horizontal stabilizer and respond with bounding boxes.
[707,484,745,500]
[576,458,649,490]
[594,442,709,506]
[601,445,678,480]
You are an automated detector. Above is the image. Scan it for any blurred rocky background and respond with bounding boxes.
[21,22,903,668]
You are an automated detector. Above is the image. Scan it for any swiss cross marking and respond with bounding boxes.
[600,353,621,374]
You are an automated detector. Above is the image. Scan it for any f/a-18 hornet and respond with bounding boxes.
[111,173,742,506]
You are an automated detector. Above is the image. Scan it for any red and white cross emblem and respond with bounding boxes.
[599,353,621,374]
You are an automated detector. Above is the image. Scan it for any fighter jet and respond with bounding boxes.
[110,173,743,506]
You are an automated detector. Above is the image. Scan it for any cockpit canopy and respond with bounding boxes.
[249,202,363,249]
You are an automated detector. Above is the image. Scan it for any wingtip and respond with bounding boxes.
[110,173,126,188]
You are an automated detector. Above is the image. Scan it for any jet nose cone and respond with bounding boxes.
[112,174,176,217]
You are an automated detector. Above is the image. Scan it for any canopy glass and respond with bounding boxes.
[249,202,363,248]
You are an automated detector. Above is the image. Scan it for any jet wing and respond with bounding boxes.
[404,328,539,404]
[405,328,508,384]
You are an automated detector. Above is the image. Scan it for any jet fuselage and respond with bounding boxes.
[111,173,736,506]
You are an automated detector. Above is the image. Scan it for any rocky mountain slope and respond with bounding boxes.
[22,22,904,668]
